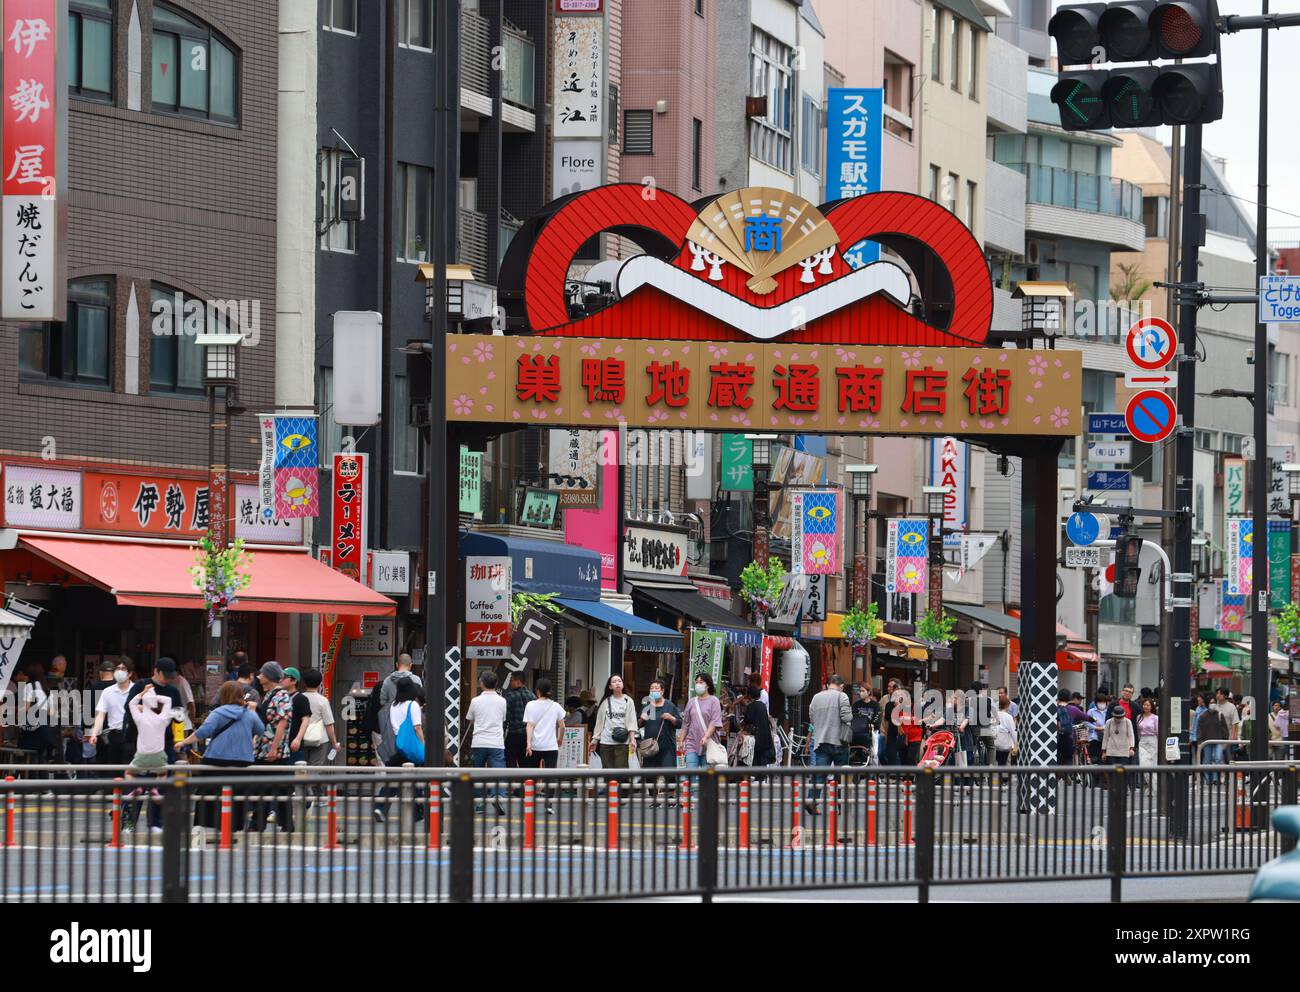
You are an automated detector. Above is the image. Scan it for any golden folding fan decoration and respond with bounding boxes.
[685,188,840,295]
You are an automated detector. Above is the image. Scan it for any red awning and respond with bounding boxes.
[19,536,396,616]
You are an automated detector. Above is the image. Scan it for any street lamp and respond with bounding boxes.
[196,332,243,668]
[1285,464,1300,557]
[845,465,877,609]
[921,485,948,622]
[416,262,476,323]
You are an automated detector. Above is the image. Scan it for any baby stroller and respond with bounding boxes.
[918,730,957,769]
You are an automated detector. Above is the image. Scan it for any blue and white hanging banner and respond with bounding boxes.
[825,87,883,268]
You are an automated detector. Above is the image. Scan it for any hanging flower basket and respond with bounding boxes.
[739,558,785,624]
[189,536,253,627]
[841,601,883,650]
[1277,602,1300,657]
[916,607,956,650]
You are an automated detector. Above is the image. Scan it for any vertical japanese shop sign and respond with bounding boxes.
[720,434,754,491]
[465,556,512,659]
[1226,517,1251,597]
[548,428,600,508]
[2,0,63,320]
[825,88,883,268]
[553,16,603,139]
[458,445,482,516]
[929,437,969,531]
[1269,520,1291,610]
[260,414,320,520]
[1224,458,1246,517]
[331,453,369,586]
[689,629,727,690]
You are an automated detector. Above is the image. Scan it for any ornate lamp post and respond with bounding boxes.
[745,434,778,569]
[921,484,947,621]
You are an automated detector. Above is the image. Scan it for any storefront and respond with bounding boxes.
[553,597,683,697]
[1,460,393,699]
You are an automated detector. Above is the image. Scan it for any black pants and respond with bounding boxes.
[375,752,426,820]
[95,730,125,772]
[528,750,559,769]
[248,759,294,832]
[505,731,528,768]
[193,758,249,829]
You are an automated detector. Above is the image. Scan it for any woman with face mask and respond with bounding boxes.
[682,673,723,769]
[638,679,681,806]
[89,663,134,770]
[589,674,639,770]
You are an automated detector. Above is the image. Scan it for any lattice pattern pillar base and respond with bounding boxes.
[445,646,462,766]
[1016,660,1059,813]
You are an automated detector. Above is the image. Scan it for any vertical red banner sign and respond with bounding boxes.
[2,0,62,319]
[318,454,370,699]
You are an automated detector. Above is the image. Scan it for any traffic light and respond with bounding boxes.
[1113,533,1143,599]
[1048,0,1222,131]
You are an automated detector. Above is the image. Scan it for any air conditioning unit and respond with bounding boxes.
[409,402,431,428]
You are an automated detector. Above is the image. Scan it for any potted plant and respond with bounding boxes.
[510,591,563,624]
[1190,639,1210,674]
[189,537,253,628]
[916,607,956,660]
[739,558,784,624]
[841,600,883,650]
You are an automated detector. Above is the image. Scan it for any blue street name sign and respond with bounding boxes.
[1088,470,1131,491]
[1088,413,1128,435]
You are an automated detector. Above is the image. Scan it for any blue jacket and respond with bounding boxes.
[195,704,264,763]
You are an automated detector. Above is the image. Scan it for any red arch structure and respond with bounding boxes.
[507,184,993,347]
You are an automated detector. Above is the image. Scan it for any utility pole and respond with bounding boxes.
[1159,122,1181,767]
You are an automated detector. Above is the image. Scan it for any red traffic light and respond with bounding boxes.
[1152,0,1218,58]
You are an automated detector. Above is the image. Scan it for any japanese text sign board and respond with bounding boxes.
[622,524,689,578]
[458,446,482,517]
[803,573,827,622]
[349,618,395,659]
[1269,446,1294,517]
[1269,520,1291,610]
[929,437,968,531]
[1066,546,1103,568]
[2,463,79,528]
[720,434,754,492]
[369,550,411,595]
[1087,470,1130,493]
[1224,458,1246,517]
[1260,275,1300,323]
[465,556,512,659]
[548,429,600,508]
[791,489,841,575]
[83,472,211,537]
[1087,441,1131,464]
[1087,413,1128,435]
[886,518,928,596]
[259,414,320,520]
[826,88,883,267]
[508,608,557,676]
[553,16,603,139]
[447,336,1084,438]
[330,452,369,586]
[1226,517,1252,597]
[689,628,727,691]
[2,0,64,321]
[233,484,303,545]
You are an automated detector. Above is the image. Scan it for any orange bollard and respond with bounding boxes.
[1235,773,1251,830]
[523,779,536,851]
[219,786,234,850]
[681,780,691,847]
[866,778,877,847]
[322,785,340,851]
[738,778,750,850]
[427,783,441,850]
[4,775,16,848]
[607,780,619,851]
[902,779,914,846]
[789,779,802,849]
[106,777,122,849]
[827,777,839,847]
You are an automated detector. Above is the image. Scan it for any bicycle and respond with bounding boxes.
[776,724,813,766]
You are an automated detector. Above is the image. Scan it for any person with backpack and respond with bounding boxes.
[372,678,427,823]
[1056,689,1075,765]
[373,655,423,766]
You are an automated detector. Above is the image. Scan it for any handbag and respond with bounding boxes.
[606,698,630,744]
[690,699,728,767]
[395,703,426,764]
[304,714,327,747]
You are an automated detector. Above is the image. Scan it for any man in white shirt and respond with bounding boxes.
[89,662,133,766]
[465,671,508,813]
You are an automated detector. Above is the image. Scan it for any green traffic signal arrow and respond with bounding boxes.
[1114,80,1142,121]
[1065,80,1101,122]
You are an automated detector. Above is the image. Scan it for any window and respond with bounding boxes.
[696,0,704,14]
[950,14,960,90]
[1142,196,1169,239]
[19,279,112,385]
[608,84,619,145]
[318,369,344,467]
[692,117,702,190]
[946,171,959,213]
[623,109,653,154]
[882,53,915,139]
[318,148,357,252]
[152,3,238,122]
[502,29,535,108]
[398,0,431,49]
[966,180,977,229]
[322,0,357,34]
[968,25,978,99]
[930,7,941,83]
[749,29,794,173]
[1271,348,1291,407]
[929,164,941,202]
[1068,142,1098,174]
[149,284,206,394]
[800,95,822,177]
[70,0,113,99]
[392,375,424,474]
[394,163,433,262]
[1065,261,1097,306]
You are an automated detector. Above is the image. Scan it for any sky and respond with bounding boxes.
[1050,0,1300,245]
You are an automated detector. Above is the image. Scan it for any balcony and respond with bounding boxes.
[1010,164,1145,251]
[460,9,492,117]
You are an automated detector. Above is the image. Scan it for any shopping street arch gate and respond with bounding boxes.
[443,184,1080,811]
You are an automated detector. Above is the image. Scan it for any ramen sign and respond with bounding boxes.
[452,184,1081,437]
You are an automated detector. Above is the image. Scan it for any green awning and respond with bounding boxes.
[1208,642,1250,671]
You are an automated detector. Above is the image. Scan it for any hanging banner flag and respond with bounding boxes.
[1226,517,1252,596]
[1224,458,1246,517]
[0,630,31,691]
[330,452,369,586]
[1218,579,1245,634]
[316,548,362,701]
[791,488,841,575]
[886,518,928,595]
[1269,520,1291,610]
[688,628,727,690]
[720,434,754,492]
[759,636,776,693]
[259,414,320,520]
[2,0,64,321]
[929,437,969,531]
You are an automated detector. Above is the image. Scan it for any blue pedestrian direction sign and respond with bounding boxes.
[1088,470,1131,491]
[1066,512,1107,547]
[1087,412,1128,435]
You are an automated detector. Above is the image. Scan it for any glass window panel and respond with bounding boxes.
[153,33,178,107]
[410,165,431,260]
[409,0,431,47]
[180,38,209,112]
[82,17,112,94]
[394,165,408,258]
[211,41,235,118]
[77,305,109,382]
[332,0,357,33]
[177,332,204,390]
[151,332,177,389]
[19,326,45,375]
[69,15,81,89]
[154,5,200,33]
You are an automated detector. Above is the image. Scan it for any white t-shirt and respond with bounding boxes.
[524,699,566,751]
[1215,701,1241,735]
[599,695,630,745]
[466,690,507,749]
[95,683,132,731]
[389,699,421,734]
[174,675,196,730]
